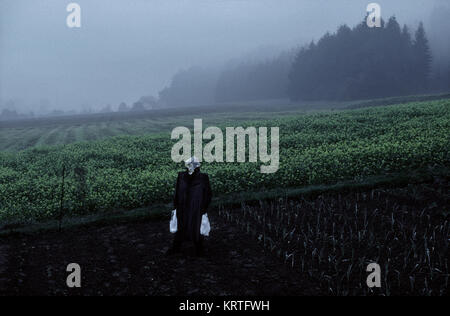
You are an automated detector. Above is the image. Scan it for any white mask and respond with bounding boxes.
[185,156,201,175]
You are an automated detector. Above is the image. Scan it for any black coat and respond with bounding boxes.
[174,170,212,242]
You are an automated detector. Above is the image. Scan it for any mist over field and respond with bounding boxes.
[1,0,450,117]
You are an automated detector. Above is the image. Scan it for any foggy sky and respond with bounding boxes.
[1,0,449,113]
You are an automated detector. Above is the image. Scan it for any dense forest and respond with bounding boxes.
[215,51,294,103]
[157,16,450,106]
[288,17,433,101]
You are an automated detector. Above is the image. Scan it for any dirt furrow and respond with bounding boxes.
[0,214,314,296]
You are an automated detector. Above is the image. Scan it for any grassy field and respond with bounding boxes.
[0,99,333,151]
[0,112,285,151]
[0,98,449,224]
[1,93,449,152]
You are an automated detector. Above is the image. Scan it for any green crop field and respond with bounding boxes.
[0,112,282,151]
[0,98,449,224]
[2,94,447,152]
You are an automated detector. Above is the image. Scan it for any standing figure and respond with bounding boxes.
[168,157,212,256]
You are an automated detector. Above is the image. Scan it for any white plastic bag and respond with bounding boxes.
[200,213,211,236]
[170,209,177,233]
[170,210,211,236]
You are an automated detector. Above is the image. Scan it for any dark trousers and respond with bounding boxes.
[172,231,204,255]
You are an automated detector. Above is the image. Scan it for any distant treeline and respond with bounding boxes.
[215,51,294,103]
[158,16,450,105]
[289,17,433,101]
[0,96,160,121]
[158,52,295,107]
